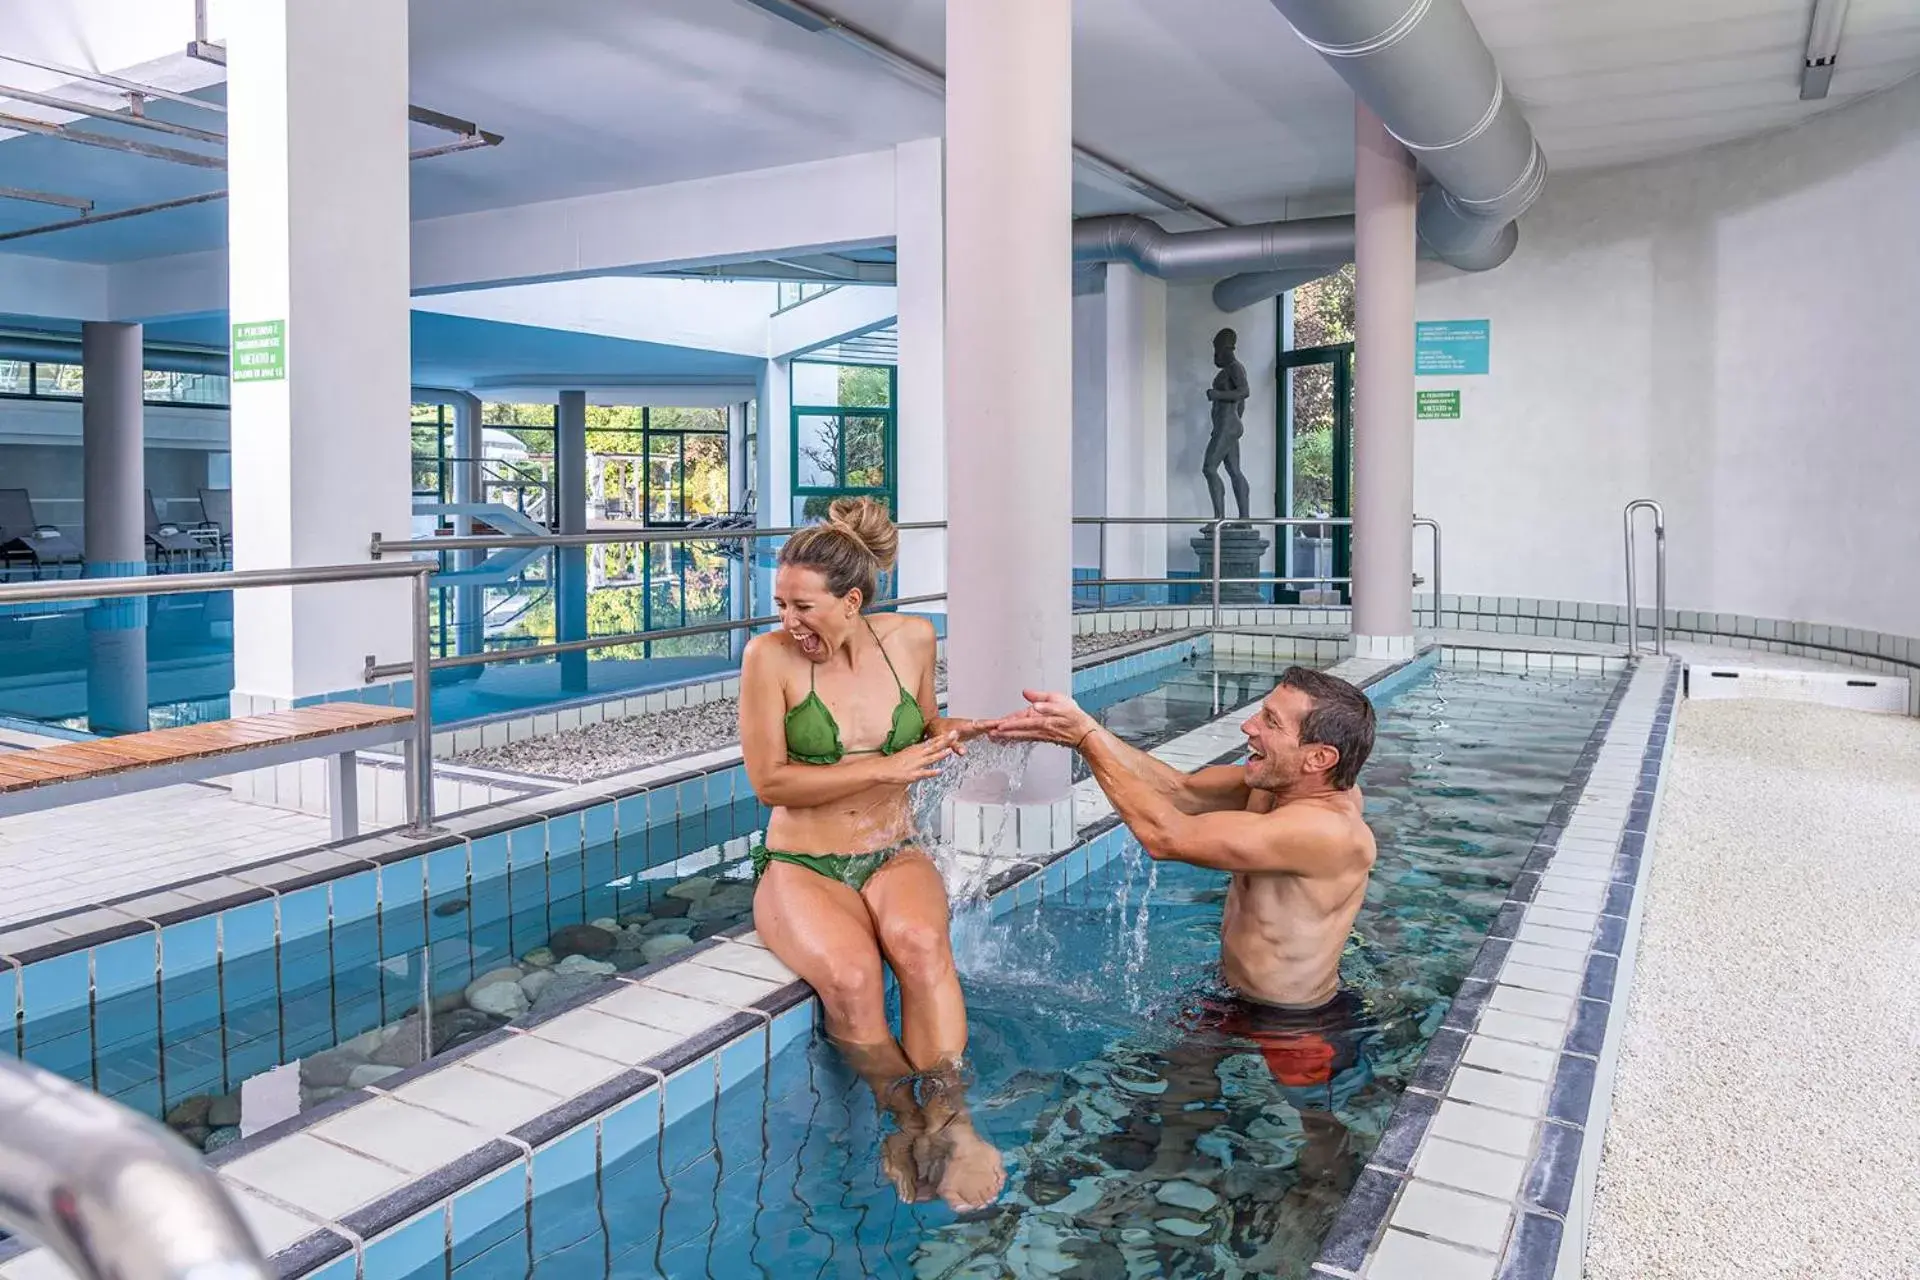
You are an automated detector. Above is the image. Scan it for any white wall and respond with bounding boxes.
[418,277,777,357]
[1415,75,1920,638]
[1165,284,1279,573]
[1071,290,1106,568]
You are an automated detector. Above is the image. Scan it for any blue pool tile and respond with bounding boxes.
[427,846,471,899]
[546,853,586,912]
[532,1231,606,1280]
[718,1027,766,1092]
[362,1208,448,1280]
[453,1162,529,1265]
[509,822,549,870]
[532,1126,599,1198]
[308,1253,360,1280]
[278,885,331,944]
[93,931,158,1000]
[714,1086,766,1175]
[582,846,620,923]
[659,1155,719,1255]
[549,812,584,857]
[223,1034,279,1086]
[769,1002,814,1057]
[658,1240,713,1280]
[510,908,550,960]
[601,1087,662,1166]
[380,857,428,911]
[532,1174,603,1259]
[676,812,708,857]
[456,1234,533,1280]
[220,899,277,960]
[161,1028,224,1103]
[470,832,509,880]
[583,804,616,848]
[95,983,159,1053]
[1042,859,1068,897]
[603,1149,667,1258]
[616,794,649,836]
[661,1066,717,1173]
[674,780,703,819]
[381,895,429,962]
[332,871,381,927]
[161,916,219,979]
[23,949,91,1021]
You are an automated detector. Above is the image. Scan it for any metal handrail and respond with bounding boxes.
[370,519,948,558]
[1074,515,1441,630]
[1413,515,1442,623]
[1623,499,1667,656]
[0,560,438,834]
[363,591,948,682]
[0,1055,269,1280]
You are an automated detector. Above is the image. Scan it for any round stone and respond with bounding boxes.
[176,1124,212,1149]
[206,1094,243,1129]
[431,1008,502,1055]
[549,924,618,961]
[165,1096,214,1130]
[466,967,524,1005]
[590,917,619,931]
[1155,1217,1210,1238]
[639,916,697,938]
[522,948,557,969]
[520,969,556,1002]
[347,1063,403,1089]
[468,980,530,1019]
[642,934,696,963]
[530,971,609,1014]
[618,914,653,928]
[301,1048,363,1089]
[665,876,718,902]
[371,1017,427,1068]
[202,1127,242,1154]
[1153,1180,1218,1213]
[610,949,647,973]
[554,954,617,977]
[649,897,690,919]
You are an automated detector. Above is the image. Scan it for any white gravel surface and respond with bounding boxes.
[1586,698,1920,1280]
[452,629,1163,782]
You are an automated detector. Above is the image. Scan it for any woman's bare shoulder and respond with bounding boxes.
[873,612,937,650]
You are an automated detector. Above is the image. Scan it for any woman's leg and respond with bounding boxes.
[754,860,930,1200]
[862,849,1005,1211]
[861,849,964,1070]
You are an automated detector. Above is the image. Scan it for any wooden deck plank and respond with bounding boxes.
[0,706,414,795]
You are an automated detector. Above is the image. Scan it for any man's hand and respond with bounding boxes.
[989,690,1100,750]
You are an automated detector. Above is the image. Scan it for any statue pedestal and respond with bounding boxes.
[1189,524,1270,605]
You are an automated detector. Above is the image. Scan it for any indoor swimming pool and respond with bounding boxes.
[425,666,1616,1280]
[9,643,1292,1155]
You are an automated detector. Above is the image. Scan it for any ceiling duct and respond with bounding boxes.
[1262,0,1546,272]
[1073,214,1352,311]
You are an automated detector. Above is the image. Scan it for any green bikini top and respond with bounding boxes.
[785,620,927,765]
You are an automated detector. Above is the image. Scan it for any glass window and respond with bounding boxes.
[790,360,895,515]
[639,405,729,526]
[144,370,230,405]
[0,360,31,395]
[34,362,83,396]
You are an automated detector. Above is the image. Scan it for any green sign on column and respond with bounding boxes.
[231,320,286,382]
[1417,390,1461,420]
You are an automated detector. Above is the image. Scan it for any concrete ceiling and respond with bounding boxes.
[1,0,1916,262]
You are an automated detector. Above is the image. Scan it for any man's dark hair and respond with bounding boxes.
[1277,666,1376,790]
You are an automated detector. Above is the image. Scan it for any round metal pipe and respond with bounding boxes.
[0,1056,270,1280]
[0,559,430,606]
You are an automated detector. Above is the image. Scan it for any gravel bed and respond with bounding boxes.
[452,628,1171,781]
[1585,699,1920,1279]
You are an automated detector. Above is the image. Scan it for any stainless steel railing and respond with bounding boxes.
[1623,498,1667,656]
[0,560,439,834]
[1074,515,1442,630]
[0,1056,269,1280]
[361,520,949,681]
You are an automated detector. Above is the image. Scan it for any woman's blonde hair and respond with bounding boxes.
[779,497,898,606]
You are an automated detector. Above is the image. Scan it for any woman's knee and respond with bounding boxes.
[813,955,884,1016]
[881,917,955,987]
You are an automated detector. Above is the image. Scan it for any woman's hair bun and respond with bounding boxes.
[825,496,899,573]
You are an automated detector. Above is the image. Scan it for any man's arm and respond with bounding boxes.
[991,692,1250,815]
[1081,727,1347,873]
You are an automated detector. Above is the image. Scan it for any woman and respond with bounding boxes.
[738,497,1005,1212]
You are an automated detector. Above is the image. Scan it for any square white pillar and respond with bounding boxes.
[1103,262,1168,605]
[894,136,946,613]
[227,0,412,707]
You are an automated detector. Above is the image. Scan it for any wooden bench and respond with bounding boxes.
[0,704,416,839]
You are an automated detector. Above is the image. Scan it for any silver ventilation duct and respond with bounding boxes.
[1073,214,1352,311]
[1263,0,1546,272]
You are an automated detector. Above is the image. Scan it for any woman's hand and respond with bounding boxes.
[877,731,961,784]
[990,691,1100,750]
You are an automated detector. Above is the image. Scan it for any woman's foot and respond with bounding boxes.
[916,1115,1007,1213]
[881,1126,935,1202]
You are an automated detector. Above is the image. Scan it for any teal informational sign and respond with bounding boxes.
[1416,319,1490,376]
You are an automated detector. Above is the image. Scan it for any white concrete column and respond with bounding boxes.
[450,392,485,656]
[944,0,1075,855]
[1103,263,1168,606]
[555,390,589,692]
[894,136,946,617]
[81,321,149,733]
[1351,102,1418,658]
[227,0,412,715]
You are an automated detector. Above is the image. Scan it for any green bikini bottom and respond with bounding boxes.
[750,839,914,891]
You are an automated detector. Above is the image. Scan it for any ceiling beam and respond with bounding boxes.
[0,51,225,114]
[0,82,226,145]
[0,110,225,168]
[0,185,92,213]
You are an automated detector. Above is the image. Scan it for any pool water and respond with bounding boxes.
[486,666,1615,1279]
[13,646,1292,1155]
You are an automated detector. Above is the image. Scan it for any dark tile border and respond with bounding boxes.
[1309,658,1643,1277]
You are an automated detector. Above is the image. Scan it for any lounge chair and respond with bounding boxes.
[689,490,757,560]
[194,487,232,562]
[0,489,84,578]
[146,491,202,570]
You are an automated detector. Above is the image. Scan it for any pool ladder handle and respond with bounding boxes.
[0,1056,271,1280]
[1623,499,1668,657]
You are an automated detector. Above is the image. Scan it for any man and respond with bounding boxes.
[992,664,1379,1012]
[993,666,1385,1232]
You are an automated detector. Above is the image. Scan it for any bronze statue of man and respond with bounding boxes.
[1204,327,1252,521]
